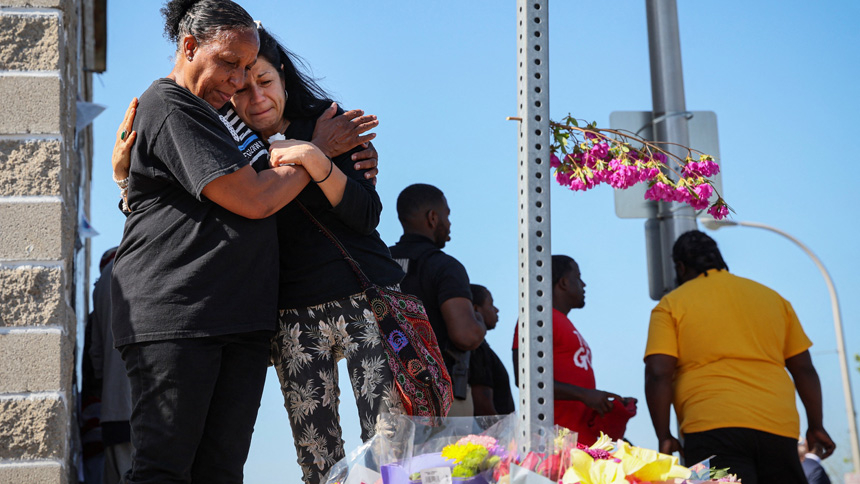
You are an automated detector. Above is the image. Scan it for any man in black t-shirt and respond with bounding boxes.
[468,284,515,416]
[389,184,486,417]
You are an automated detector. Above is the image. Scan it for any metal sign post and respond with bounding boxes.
[516,0,554,451]
[646,0,698,299]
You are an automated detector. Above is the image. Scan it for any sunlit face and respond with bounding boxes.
[184,29,259,109]
[232,57,286,137]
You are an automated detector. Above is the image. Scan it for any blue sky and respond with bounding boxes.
[88,1,860,481]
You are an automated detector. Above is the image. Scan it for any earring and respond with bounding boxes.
[187,55,193,62]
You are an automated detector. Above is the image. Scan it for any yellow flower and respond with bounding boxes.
[612,440,690,482]
[441,443,484,464]
[561,449,627,484]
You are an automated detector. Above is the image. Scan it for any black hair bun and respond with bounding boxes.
[161,0,203,43]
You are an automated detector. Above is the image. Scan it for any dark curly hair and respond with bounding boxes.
[672,230,729,277]
[256,26,334,119]
[161,0,255,47]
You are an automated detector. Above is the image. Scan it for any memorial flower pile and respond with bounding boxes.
[550,116,730,220]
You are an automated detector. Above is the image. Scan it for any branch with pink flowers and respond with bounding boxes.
[549,115,731,220]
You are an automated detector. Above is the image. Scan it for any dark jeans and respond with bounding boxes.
[120,331,271,484]
[684,427,808,484]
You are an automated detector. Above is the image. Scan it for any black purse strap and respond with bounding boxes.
[297,202,373,290]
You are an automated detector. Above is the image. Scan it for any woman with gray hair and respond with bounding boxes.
[109,1,335,481]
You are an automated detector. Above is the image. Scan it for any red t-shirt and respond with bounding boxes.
[513,308,595,435]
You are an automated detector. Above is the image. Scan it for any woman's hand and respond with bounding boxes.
[269,139,327,172]
[112,98,138,180]
[311,102,378,158]
[351,141,379,184]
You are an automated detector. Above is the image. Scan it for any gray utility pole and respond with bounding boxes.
[645,0,698,300]
[516,0,554,452]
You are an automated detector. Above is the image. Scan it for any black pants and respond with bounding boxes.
[120,331,271,484]
[684,427,808,484]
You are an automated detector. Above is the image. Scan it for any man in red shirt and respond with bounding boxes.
[513,255,636,444]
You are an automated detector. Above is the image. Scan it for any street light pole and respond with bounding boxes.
[701,217,860,473]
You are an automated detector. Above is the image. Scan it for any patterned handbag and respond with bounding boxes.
[299,204,453,418]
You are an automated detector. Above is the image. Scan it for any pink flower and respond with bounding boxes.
[673,186,691,203]
[550,153,561,168]
[555,170,572,187]
[689,183,713,210]
[456,435,498,448]
[708,203,729,220]
[590,143,610,160]
[645,182,673,202]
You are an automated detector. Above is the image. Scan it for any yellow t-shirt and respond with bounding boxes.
[644,269,812,439]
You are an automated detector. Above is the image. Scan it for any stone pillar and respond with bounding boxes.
[0,0,95,482]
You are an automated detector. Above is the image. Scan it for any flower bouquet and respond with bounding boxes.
[558,434,740,484]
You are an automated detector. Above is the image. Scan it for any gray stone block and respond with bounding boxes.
[0,332,64,393]
[0,266,65,328]
[0,396,66,460]
[0,139,62,197]
[0,13,60,71]
[0,0,65,7]
[0,200,64,261]
[0,76,61,135]
[0,464,66,484]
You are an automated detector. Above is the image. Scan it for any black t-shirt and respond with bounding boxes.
[111,79,279,346]
[388,234,472,369]
[469,340,515,414]
[273,116,404,308]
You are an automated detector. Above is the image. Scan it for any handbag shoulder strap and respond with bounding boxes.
[297,202,373,290]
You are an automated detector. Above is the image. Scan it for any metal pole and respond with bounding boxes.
[516,0,554,452]
[726,221,860,472]
[645,0,697,298]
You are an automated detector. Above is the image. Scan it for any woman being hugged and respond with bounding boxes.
[229,27,406,484]
[110,1,333,482]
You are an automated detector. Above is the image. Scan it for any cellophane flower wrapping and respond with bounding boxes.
[322,413,517,484]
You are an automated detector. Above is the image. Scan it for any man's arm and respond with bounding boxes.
[786,350,836,459]
[644,354,682,456]
[471,385,497,416]
[440,297,486,351]
[512,349,620,416]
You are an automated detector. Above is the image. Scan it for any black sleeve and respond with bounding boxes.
[468,342,491,385]
[328,145,382,234]
[154,106,246,200]
[432,254,473,308]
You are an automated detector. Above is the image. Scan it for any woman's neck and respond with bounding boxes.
[261,117,291,139]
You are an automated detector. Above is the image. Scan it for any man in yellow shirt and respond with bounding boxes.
[644,230,835,484]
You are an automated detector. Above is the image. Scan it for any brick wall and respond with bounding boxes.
[0,0,94,482]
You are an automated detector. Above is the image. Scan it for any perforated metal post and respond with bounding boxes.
[516,0,553,453]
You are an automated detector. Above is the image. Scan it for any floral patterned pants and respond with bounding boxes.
[272,290,404,484]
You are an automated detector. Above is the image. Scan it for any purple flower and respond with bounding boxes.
[550,153,561,168]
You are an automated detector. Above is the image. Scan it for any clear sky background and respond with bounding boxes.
[87,1,860,482]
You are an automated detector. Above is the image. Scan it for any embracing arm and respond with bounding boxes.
[786,350,836,459]
[273,141,383,234]
[645,354,683,456]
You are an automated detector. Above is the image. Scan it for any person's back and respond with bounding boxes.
[649,269,808,437]
[644,230,835,484]
[389,183,485,416]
